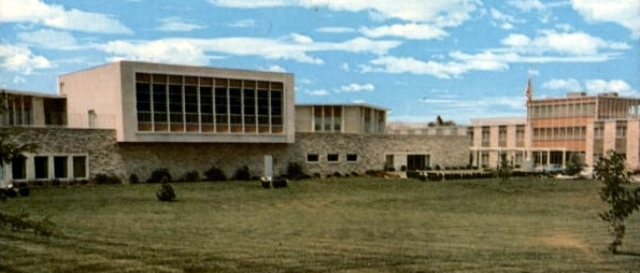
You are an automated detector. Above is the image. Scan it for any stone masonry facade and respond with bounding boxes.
[5,128,469,183]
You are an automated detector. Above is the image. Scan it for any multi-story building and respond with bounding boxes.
[1,61,469,186]
[470,90,640,170]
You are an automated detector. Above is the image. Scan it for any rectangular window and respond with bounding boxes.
[73,156,87,178]
[327,154,339,162]
[346,154,358,162]
[54,156,68,179]
[307,154,319,162]
[35,156,48,179]
[11,157,26,180]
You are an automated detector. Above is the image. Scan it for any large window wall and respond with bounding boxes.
[135,73,284,134]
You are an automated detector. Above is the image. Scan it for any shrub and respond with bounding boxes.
[182,170,200,182]
[400,165,407,171]
[93,173,121,185]
[233,165,251,181]
[434,165,441,171]
[147,168,172,183]
[129,174,140,184]
[18,187,30,197]
[204,166,227,182]
[332,171,342,178]
[286,162,307,180]
[51,179,61,186]
[350,171,360,177]
[156,182,176,202]
[272,177,288,188]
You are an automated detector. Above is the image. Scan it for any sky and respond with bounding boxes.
[1,0,638,124]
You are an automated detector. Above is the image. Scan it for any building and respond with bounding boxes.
[1,61,469,186]
[469,91,640,171]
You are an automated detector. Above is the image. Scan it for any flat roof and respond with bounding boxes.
[295,103,389,112]
[0,89,63,99]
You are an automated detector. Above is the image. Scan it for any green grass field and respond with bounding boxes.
[1,177,639,272]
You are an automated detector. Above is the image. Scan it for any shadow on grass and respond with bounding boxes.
[615,251,640,257]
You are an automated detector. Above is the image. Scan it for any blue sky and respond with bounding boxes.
[1,0,638,124]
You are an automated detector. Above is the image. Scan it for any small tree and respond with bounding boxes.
[495,152,512,183]
[564,153,585,176]
[594,151,640,253]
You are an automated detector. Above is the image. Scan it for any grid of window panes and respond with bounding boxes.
[528,102,596,118]
[313,106,342,132]
[532,126,587,141]
[135,73,284,134]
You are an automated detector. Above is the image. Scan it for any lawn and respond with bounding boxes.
[1,177,639,272]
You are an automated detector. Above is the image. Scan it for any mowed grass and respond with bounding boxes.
[1,177,639,273]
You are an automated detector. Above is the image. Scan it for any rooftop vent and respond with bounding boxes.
[566,92,586,98]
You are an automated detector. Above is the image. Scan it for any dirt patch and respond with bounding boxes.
[540,233,601,262]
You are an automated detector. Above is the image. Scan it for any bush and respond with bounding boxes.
[434,165,441,171]
[233,166,251,181]
[286,162,307,180]
[52,179,61,186]
[147,168,172,183]
[272,177,288,188]
[400,165,407,171]
[182,170,200,182]
[332,171,342,178]
[18,187,30,197]
[93,173,121,185]
[129,174,140,184]
[204,166,227,182]
[156,183,176,202]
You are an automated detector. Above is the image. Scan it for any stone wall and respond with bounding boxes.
[7,127,125,179]
[292,133,469,176]
[4,128,468,183]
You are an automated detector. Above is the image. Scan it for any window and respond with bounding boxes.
[616,122,627,138]
[346,154,358,162]
[73,156,87,178]
[11,157,26,180]
[407,154,429,170]
[54,156,68,179]
[35,156,48,179]
[307,154,319,162]
[481,127,490,146]
[134,73,286,135]
[327,154,339,162]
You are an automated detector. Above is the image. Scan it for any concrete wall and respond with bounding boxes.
[59,62,123,133]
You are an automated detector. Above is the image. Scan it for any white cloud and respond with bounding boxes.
[257,65,286,72]
[13,76,26,84]
[0,44,52,74]
[490,8,522,30]
[210,0,481,26]
[288,33,314,44]
[584,79,634,95]
[98,35,401,66]
[507,0,545,12]
[17,29,79,49]
[0,0,132,34]
[337,83,375,92]
[542,78,582,91]
[571,0,640,38]
[156,17,205,32]
[305,89,329,96]
[340,63,350,71]
[228,19,256,28]
[360,23,448,40]
[315,27,355,33]
[500,30,630,56]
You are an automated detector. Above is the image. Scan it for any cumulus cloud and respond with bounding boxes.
[17,29,79,49]
[156,17,205,32]
[571,0,640,38]
[490,8,522,30]
[507,0,545,12]
[305,89,329,96]
[315,27,355,33]
[360,23,448,40]
[500,30,630,56]
[0,44,52,74]
[98,35,401,66]
[257,65,286,72]
[584,79,634,95]
[542,78,582,91]
[337,83,375,92]
[1,0,132,34]
[210,0,481,25]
